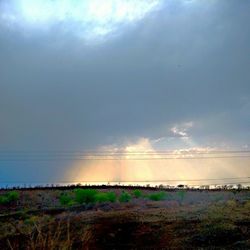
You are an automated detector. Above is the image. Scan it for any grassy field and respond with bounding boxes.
[0,187,250,249]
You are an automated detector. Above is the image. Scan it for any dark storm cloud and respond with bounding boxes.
[0,0,250,181]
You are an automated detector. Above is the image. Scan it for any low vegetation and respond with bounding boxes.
[74,189,98,204]
[148,191,167,201]
[59,194,74,206]
[133,189,143,198]
[59,189,117,205]
[95,191,116,203]
[59,189,170,206]
[0,188,249,249]
[119,191,131,203]
[176,190,186,201]
[0,191,19,205]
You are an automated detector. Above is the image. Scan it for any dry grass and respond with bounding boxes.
[0,188,249,249]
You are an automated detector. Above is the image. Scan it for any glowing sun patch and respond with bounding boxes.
[1,0,162,39]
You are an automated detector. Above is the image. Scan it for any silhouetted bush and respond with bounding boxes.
[119,191,131,202]
[148,191,166,201]
[0,191,19,205]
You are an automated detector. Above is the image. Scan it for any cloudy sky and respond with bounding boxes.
[0,0,250,185]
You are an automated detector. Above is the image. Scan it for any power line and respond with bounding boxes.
[0,177,249,183]
[0,155,250,161]
[0,150,249,161]
[0,182,249,188]
[0,150,249,155]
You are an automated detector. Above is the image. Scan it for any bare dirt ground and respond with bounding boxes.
[0,187,249,249]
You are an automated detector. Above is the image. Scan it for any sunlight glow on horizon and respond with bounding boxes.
[65,138,250,185]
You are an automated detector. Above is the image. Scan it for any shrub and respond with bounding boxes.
[213,194,223,202]
[148,191,166,201]
[95,193,109,203]
[59,194,72,206]
[74,189,98,204]
[176,190,186,201]
[226,199,237,208]
[244,200,250,210]
[24,216,39,226]
[0,191,19,205]
[7,191,19,201]
[106,192,116,202]
[90,191,117,203]
[133,190,142,198]
[0,196,9,205]
[119,191,131,203]
[196,222,240,245]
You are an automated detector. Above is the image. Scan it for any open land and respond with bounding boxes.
[0,187,250,249]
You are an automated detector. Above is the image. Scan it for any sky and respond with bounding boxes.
[0,0,250,185]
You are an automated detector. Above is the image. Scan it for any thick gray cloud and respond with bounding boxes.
[0,0,250,182]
